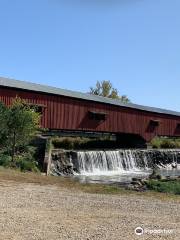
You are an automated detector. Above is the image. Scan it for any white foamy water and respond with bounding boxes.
[51,149,180,183]
[76,150,149,176]
[72,149,180,183]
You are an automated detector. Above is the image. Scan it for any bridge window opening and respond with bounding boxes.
[150,119,160,127]
[26,103,47,114]
[88,111,107,121]
[146,119,160,133]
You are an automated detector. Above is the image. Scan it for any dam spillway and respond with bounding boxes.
[76,150,148,175]
[50,149,180,177]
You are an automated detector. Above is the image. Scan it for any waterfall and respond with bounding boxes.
[50,149,180,177]
[76,150,148,175]
[74,149,180,175]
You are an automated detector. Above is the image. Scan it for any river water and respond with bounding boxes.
[71,149,180,184]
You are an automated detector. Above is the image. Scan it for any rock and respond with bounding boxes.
[50,150,75,176]
[41,173,46,176]
[132,178,141,182]
[140,178,148,184]
[149,169,162,180]
[126,183,147,192]
[172,162,177,169]
[131,180,142,186]
[67,163,73,168]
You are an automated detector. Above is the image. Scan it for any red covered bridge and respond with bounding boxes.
[0,77,180,147]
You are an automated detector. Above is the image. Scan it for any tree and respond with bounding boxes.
[89,80,130,103]
[0,98,40,162]
[0,102,9,146]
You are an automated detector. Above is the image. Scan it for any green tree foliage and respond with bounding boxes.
[0,102,9,146]
[89,80,130,103]
[0,98,40,163]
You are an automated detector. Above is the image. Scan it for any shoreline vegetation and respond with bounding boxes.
[151,137,180,149]
[0,167,179,198]
[52,136,180,150]
[146,179,180,195]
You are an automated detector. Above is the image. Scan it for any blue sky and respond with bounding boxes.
[0,0,180,111]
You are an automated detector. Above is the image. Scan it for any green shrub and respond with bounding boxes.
[151,137,161,149]
[0,154,12,167]
[0,147,40,172]
[151,137,180,149]
[16,159,39,172]
[52,137,118,150]
[52,137,90,149]
[15,152,39,172]
[160,139,177,149]
[174,139,180,148]
[52,137,86,149]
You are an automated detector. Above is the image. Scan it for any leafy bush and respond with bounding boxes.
[15,156,39,172]
[14,147,40,172]
[160,139,177,149]
[151,137,162,149]
[151,137,180,149]
[0,147,40,172]
[52,137,118,150]
[52,137,89,149]
[0,154,12,167]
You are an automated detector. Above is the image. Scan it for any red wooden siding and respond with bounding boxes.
[0,86,180,142]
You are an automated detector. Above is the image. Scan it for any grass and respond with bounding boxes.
[145,179,180,195]
[0,167,180,202]
[0,166,128,194]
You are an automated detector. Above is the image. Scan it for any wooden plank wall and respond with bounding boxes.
[0,86,180,142]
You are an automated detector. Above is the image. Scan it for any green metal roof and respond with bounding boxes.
[0,76,180,117]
